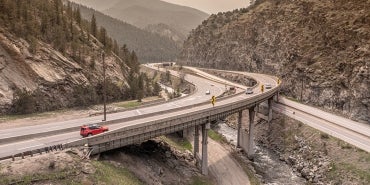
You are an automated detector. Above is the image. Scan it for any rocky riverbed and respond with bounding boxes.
[215,109,370,184]
[213,122,306,185]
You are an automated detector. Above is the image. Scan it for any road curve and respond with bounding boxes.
[0,66,279,158]
[187,67,370,153]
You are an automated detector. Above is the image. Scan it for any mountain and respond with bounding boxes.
[180,0,370,123]
[144,23,186,46]
[73,3,181,62]
[69,0,209,36]
[0,0,145,114]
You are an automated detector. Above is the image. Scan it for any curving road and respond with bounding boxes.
[187,67,370,153]
[0,66,282,158]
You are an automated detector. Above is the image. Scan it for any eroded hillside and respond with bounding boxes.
[0,0,142,114]
[180,0,370,123]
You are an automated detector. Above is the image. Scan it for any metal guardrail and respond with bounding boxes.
[0,144,64,161]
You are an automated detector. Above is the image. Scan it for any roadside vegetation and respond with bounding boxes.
[190,176,213,185]
[115,101,142,109]
[207,129,227,143]
[0,151,143,185]
[160,135,192,152]
[91,160,143,184]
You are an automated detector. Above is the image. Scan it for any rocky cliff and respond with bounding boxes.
[180,0,370,123]
[0,0,134,114]
[0,28,128,114]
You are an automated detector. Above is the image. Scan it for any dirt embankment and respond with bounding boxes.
[0,138,212,185]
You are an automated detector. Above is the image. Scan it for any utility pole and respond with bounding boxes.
[102,51,107,121]
[300,76,304,102]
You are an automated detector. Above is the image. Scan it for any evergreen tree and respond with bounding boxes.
[137,73,144,102]
[153,81,161,97]
[130,51,140,73]
[99,26,107,47]
[90,13,97,37]
[74,7,81,25]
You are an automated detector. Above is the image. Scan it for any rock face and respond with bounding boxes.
[179,0,370,123]
[0,29,128,114]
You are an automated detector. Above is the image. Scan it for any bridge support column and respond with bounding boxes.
[247,107,256,159]
[268,97,273,123]
[194,125,200,167]
[201,123,210,175]
[237,111,243,148]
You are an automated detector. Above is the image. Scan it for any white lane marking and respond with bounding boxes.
[186,97,196,101]
[0,139,37,148]
[17,144,45,151]
[170,103,181,108]
[136,109,142,115]
[0,133,10,137]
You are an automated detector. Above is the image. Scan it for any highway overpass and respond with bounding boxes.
[0,65,280,175]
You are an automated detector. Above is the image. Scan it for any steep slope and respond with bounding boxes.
[144,23,186,46]
[70,0,209,35]
[74,3,180,62]
[0,0,134,114]
[180,0,370,123]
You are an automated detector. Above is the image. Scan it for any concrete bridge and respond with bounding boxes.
[64,71,280,175]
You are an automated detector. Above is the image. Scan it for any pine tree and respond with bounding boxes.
[113,40,119,55]
[130,51,140,73]
[29,36,38,54]
[90,13,97,37]
[153,81,161,97]
[137,74,144,102]
[99,26,107,47]
[74,7,81,25]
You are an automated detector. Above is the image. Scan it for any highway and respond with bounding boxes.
[0,68,227,158]
[0,65,279,159]
[2,65,366,159]
[187,67,370,152]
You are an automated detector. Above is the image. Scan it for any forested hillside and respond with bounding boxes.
[0,0,157,114]
[72,2,180,63]
[70,0,209,37]
[180,0,370,123]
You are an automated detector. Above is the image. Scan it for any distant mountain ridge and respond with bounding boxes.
[70,0,209,36]
[72,2,181,62]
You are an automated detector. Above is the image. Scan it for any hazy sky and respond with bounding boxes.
[161,0,249,14]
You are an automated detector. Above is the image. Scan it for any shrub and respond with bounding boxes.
[321,133,330,139]
[11,88,37,114]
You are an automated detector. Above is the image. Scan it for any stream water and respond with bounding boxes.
[213,122,306,185]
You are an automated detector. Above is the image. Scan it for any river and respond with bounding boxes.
[213,122,306,185]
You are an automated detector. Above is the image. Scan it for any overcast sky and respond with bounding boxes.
[161,0,250,14]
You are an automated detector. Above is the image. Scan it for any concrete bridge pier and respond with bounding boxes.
[247,107,256,159]
[236,106,256,160]
[193,123,210,175]
[201,123,210,175]
[268,97,273,123]
[237,111,243,148]
[194,125,200,167]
